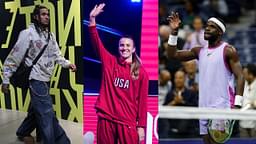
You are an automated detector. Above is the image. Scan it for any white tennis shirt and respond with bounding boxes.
[198,42,235,109]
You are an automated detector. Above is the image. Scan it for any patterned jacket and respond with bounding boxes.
[2,24,70,84]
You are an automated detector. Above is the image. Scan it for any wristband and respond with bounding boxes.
[234,95,243,107]
[168,35,178,46]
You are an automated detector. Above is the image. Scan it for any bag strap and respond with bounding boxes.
[21,34,33,62]
[32,32,50,65]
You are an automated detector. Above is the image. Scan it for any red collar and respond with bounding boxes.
[118,57,132,66]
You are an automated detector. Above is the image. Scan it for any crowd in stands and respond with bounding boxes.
[158,0,256,139]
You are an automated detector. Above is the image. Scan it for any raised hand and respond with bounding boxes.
[89,3,105,26]
[175,95,185,104]
[90,3,105,18]
[167,12,181,32]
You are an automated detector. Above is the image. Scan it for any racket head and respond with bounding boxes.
[207,119,235,143]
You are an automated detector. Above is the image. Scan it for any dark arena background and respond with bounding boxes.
[83,0,158,143]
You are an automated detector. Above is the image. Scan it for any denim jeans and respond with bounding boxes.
[16,79,70,144]
[16,104,41,139]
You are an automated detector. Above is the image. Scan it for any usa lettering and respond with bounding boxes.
[114,77,129,89]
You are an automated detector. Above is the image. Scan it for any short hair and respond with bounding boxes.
[246,63,256,77]
[175,70,186,77]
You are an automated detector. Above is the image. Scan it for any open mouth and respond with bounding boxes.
[121,50,129,54]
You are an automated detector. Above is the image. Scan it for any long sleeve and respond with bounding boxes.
[2,30,31,84]
[55,49,71,68]
[137,69,149,127]
[163,90,174,105]
[52,34,71,68]
[88,26,114,66]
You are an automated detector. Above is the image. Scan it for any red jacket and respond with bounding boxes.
[89,26,149,128]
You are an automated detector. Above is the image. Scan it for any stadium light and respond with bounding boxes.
[131,0,141,3]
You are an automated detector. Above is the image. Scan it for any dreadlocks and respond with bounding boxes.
[31,5,49,34]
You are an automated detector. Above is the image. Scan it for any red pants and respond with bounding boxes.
[97,117,139,144]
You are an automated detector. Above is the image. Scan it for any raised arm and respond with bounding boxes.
[167,12,200,61]
[89,3,114,64]
[89,3,105,26]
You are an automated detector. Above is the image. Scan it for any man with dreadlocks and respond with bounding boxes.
[1,5,76,144]
[88,3,149,144]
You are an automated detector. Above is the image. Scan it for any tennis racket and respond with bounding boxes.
[207,104,251,143]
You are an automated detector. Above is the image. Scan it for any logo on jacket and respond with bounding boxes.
[114,77,129,89]
[35,40,42,49]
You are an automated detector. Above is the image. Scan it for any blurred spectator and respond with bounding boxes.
[201,0,229,20]
[183,60,199,93]
[159,69,172,106]
[241,0,255,10]
[159,23,184,79]
[159,3,169,25]
[165,58,183,83]
[239,64,256,138]
[158,69,172,139]
[159,54,167,71]
[225,0,241,23]
[183,16,208,50]
[162,23,185,80]
[164,70,198,106]
[175,0,199,28]
[159,24,185,48]
[163,70,199,138]
[249,1,256,28]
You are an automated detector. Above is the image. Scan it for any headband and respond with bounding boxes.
[208,17,226,33]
